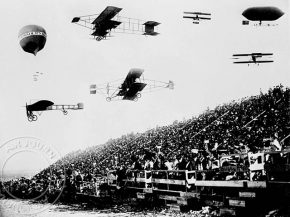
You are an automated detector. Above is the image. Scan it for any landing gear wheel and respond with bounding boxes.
[28,116,34,122]
[32,115,38,121]
[63,110,68,115]
[137,93,141,98]
[106,97,111,102]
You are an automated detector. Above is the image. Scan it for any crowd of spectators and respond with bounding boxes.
[1,85,289,199]
[54,84,288,177]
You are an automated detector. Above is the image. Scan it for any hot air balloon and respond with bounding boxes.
[18,25,47,56]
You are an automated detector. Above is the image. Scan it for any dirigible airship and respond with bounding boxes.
[18,25,47,55]
[242,6,284,25]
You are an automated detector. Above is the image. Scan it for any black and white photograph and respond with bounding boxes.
[0,0,289,216]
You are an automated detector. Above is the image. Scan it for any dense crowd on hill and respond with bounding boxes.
[52,84,289,176]
[1,85,289,199]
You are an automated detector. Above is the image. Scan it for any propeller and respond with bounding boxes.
[25,103,29,117]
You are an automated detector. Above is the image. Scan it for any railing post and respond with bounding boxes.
[166,171,169,191]
[107,171,110,185]
[185,170,188,192]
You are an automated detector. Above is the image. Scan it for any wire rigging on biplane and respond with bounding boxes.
[72,6,160,41]
[183,12,211,24]
[90,68,174,102]
[242,6,284,26]
[232,53,273,66]
[25,100,84,122]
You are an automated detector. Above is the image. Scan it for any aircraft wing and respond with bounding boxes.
[183,16,197,19]
[119,68,144,91]
[255,60,274,63]
[233,53,273,57]
[126,68,144,82]
[233,54,252,57]
[91,6,122,37]
[233,60,273,64]
[91,27,110,37]
[123,83,147,100]
[184,12,211,15]
[92,6,122,25]
[198,17,211,20]
[233,61,255,64]
[259,53,273,56]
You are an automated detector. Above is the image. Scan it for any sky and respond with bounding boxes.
[0,0,289,174]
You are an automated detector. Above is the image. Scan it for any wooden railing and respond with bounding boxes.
[107,170,197,189]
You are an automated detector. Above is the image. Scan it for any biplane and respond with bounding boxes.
[26,100,84,122]
[242,6,284,26]
[90,68,174,102]
[72,6,160,41]
[183,12,211,24]
[232,53,273,65]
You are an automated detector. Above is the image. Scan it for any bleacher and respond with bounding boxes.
[105,149,290,215]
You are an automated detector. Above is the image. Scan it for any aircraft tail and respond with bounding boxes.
[143,21,160,36]
[167,80,174,90]
[90,84,97,94]
[77,103,84,109]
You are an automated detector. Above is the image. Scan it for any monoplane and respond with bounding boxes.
[242,6,284,26]
[232,53,273,65]
[183,12,211,24]
[26,100,84,122]
[72,6,160,41]
[90,68,174,102]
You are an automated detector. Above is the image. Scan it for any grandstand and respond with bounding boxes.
[1,84,290,216]
[46,84,289,174]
